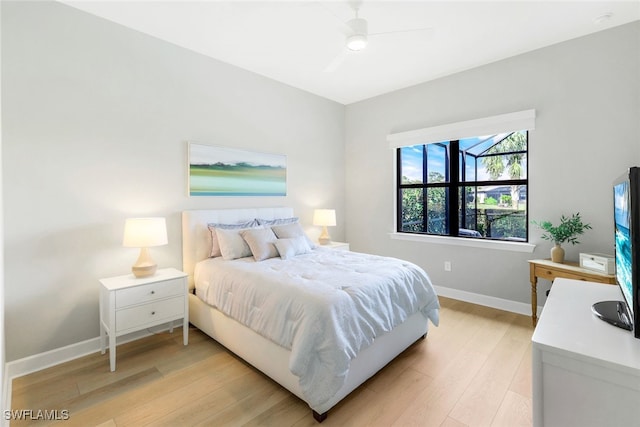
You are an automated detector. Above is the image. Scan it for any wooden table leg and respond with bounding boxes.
[531,278,538,326]
[529,263,538,326]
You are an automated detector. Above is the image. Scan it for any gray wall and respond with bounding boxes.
[2,1,345,361]
[345,21,640,305]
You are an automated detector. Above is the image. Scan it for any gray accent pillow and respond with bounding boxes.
[241,228,279,261]
[274,236,312,260]
[271,222,316,248]
[216,227,257,260]
[207,220,259,257]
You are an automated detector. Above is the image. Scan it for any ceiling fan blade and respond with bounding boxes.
[369,27,434,37]
[317,1,354,33]
[323,48,351,73]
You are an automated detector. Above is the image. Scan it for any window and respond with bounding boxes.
[390,110,534,243]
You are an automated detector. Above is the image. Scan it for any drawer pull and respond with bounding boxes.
[151,311,156,315]
[151,290,155,295]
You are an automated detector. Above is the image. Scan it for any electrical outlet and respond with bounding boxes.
[444,261,452,271]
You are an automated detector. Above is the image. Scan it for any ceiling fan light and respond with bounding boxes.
[347,34,368,51]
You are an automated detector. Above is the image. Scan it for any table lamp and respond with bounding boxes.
[313,209,336,245]
[122,217,168,278]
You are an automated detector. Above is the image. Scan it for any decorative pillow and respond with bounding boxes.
[207,220,258,257]
[216,227,258,260]
[240,228,279,261]
[270,222,316,248]
[274,236,312,260]
[256,217,299,226]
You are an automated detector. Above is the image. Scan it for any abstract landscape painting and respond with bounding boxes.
[188,143,286,196]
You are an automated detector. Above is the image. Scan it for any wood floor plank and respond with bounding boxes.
[448,315,530,426]
[441,416,469,427]
[114,371,249,426]
[64,351,240,426]
[146,369,290,426]
[11,374,79,411]
[346,367,433,426]
[407,302,505,378]
[491,390,533,427]
[510,342,533,399]
[303,386,377,427]
[390,306,520,426]
[10,298,534,427]
[240,397,310,427]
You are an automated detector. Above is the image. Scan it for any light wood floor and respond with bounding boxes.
[11,297,533,426]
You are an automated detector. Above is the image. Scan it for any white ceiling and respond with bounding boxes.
[62,1,640,105]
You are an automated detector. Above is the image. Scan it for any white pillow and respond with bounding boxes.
[216,227,258,260]
[207,220,258,257]
[270,222,316,248]
[240,228,279,261]
[275,236,312,260]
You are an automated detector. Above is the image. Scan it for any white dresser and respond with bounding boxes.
[532,278,640,427]
[99,267,189,371]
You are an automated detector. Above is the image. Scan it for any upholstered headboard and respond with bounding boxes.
[181,207,294,289]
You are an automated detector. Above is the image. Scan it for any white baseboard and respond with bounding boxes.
[434,285,542,319]
[3,323,177,412]
[6,336,102,382]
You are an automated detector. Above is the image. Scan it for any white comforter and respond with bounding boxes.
[194,248,439,411]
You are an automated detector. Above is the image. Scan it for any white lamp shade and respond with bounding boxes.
[123,217,168,248]
[313,209,337,227]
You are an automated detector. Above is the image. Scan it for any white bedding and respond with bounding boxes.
[194,247,440,410]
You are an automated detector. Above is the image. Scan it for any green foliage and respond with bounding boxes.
[401,173,447,234]
[532,213,592,245]
[482,132,527,181]
[500,195,512,205]
[491,211,527,239]
[481,132,527,209]
[401,187,423,232]
[485,196,498,205]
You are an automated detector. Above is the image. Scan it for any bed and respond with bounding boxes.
[182,207,439,422]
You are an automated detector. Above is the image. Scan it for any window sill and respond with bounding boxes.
[389,232,536,253]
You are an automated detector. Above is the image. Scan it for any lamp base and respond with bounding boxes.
[132,264,157,278]
[318,226,332,245]
[131,247,158,278]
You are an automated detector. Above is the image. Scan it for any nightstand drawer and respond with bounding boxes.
[115,278,184,308]
[116,295,185,332]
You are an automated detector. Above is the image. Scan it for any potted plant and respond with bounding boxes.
[532,213,592,263]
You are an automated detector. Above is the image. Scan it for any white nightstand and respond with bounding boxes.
[99,267,189,371]
[320,241,350,251]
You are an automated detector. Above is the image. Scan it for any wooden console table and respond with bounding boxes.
[528,259,615,326]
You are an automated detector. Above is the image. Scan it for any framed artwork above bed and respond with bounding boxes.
[188,142,287,197]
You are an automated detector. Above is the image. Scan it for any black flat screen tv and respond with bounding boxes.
[592,167,640,338]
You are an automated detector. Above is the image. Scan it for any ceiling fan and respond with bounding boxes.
[323,0,434,72]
